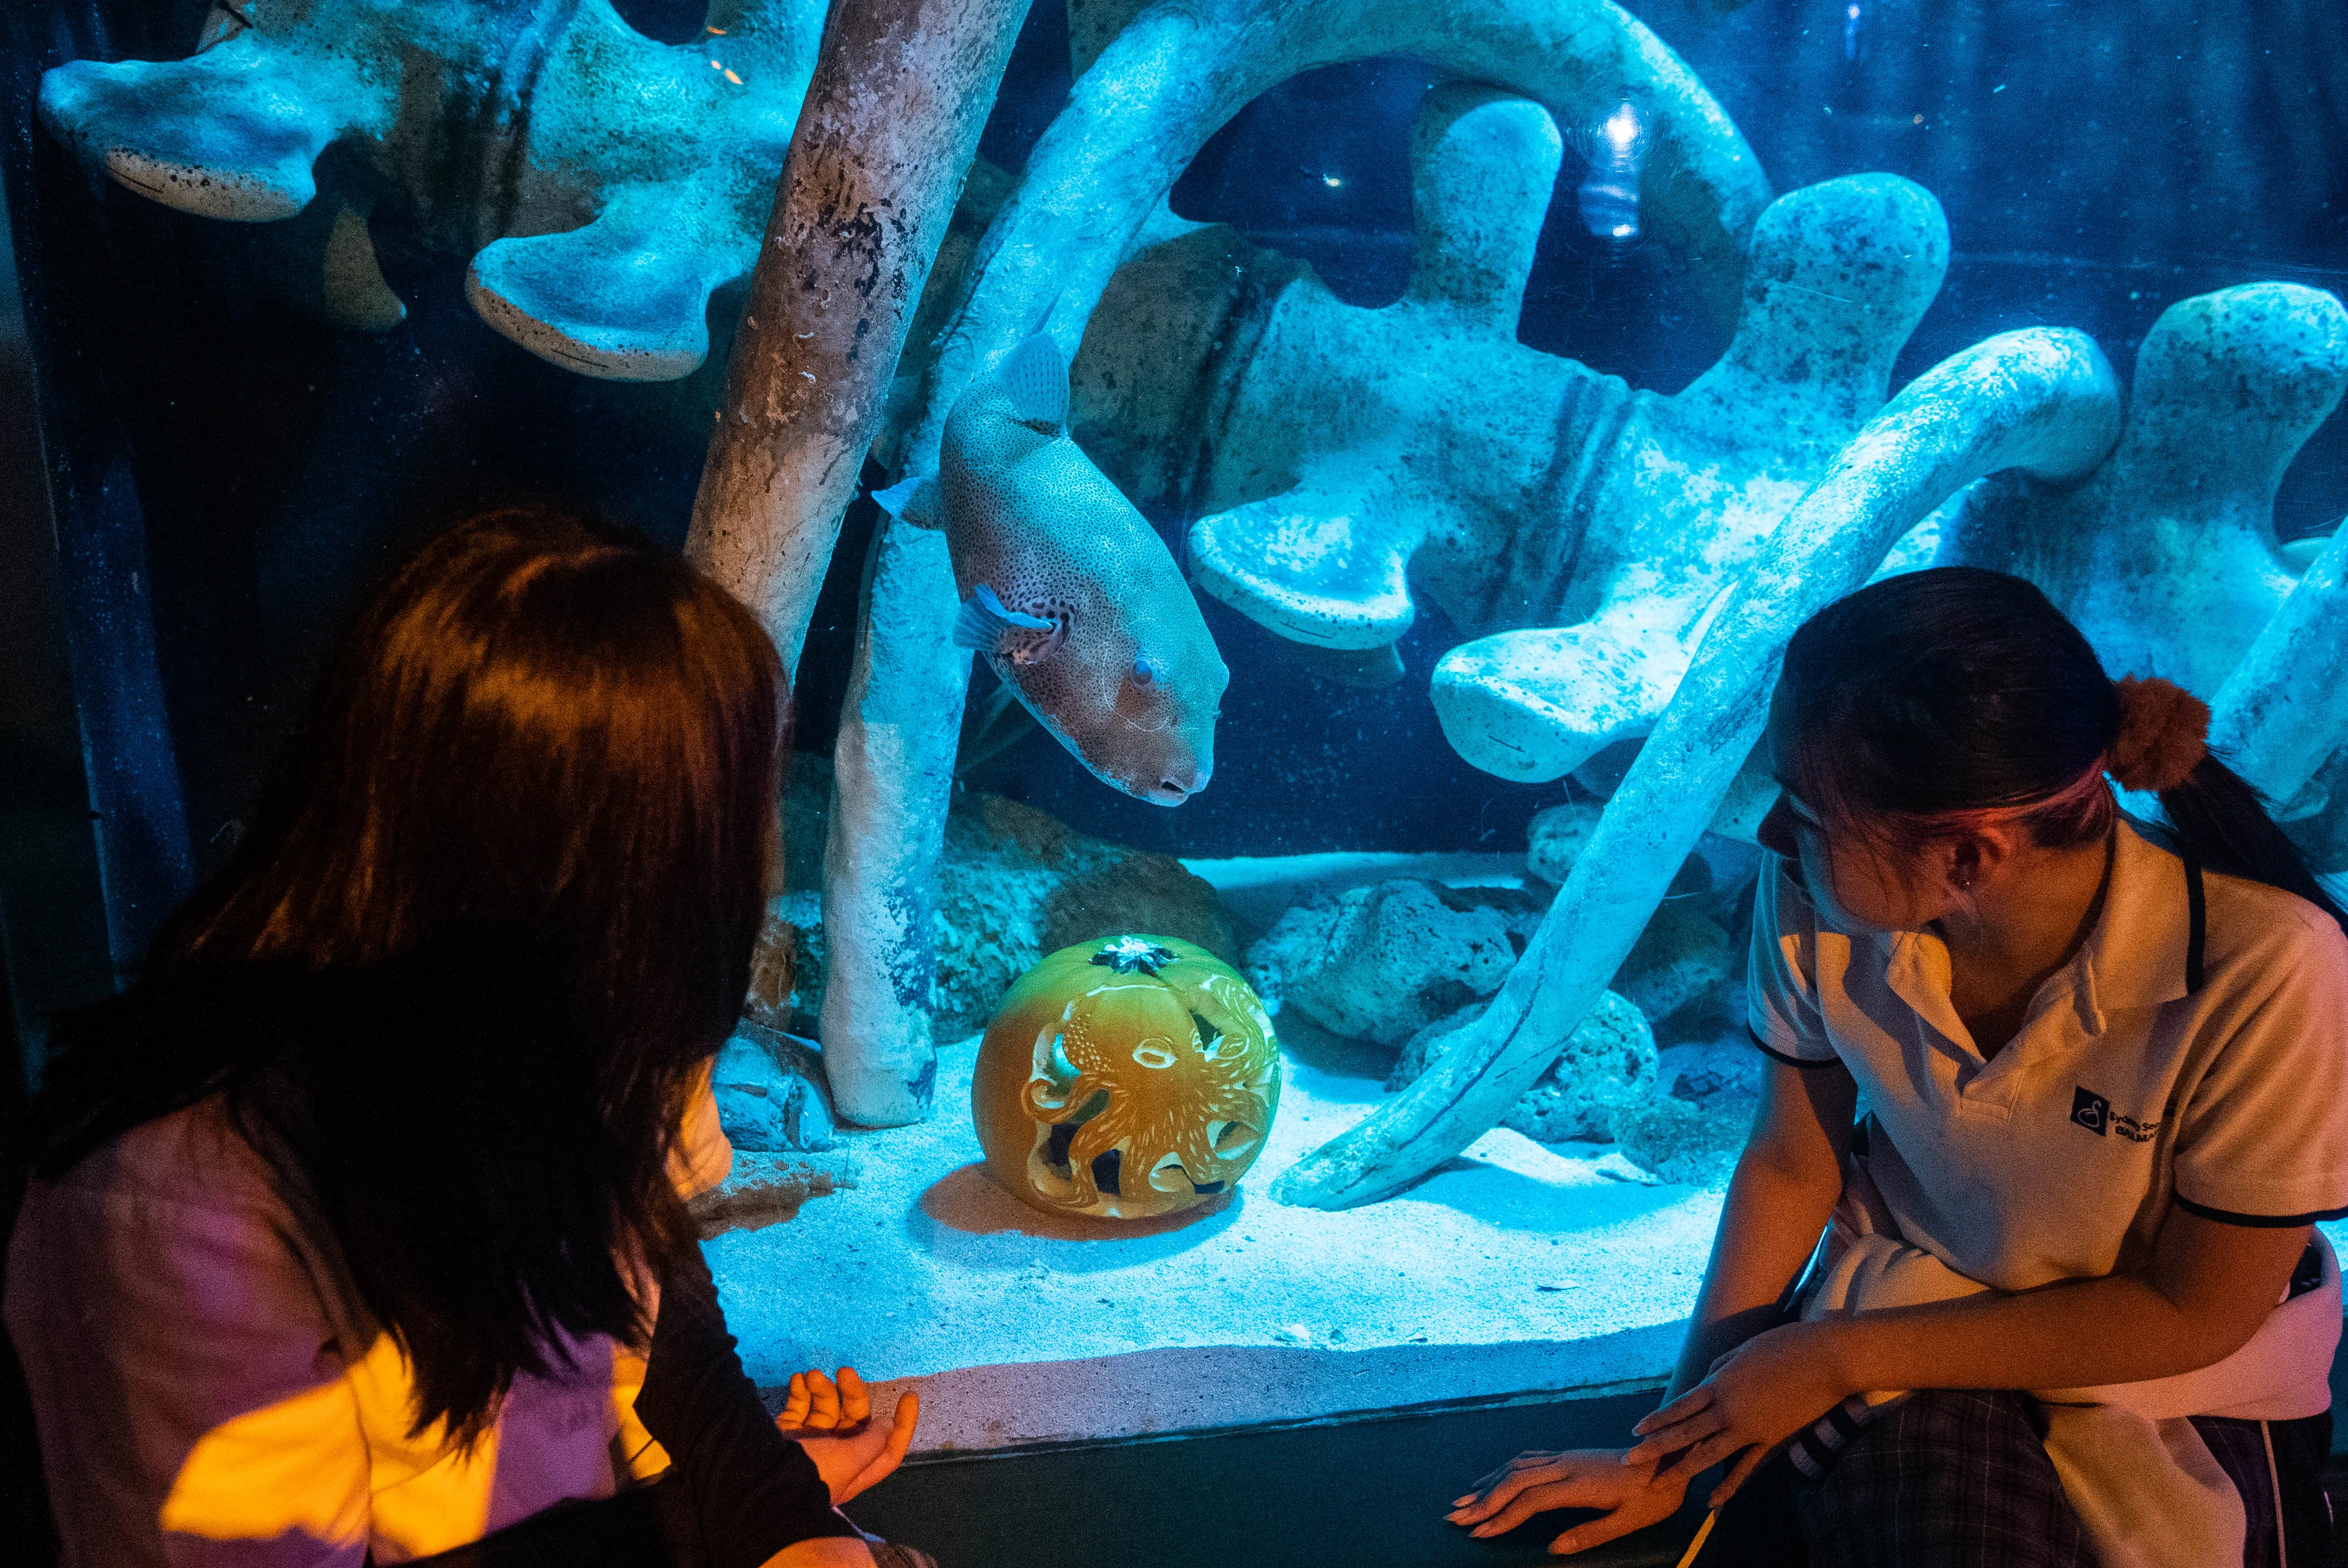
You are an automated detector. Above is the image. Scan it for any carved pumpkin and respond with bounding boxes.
[972,934,1281,1220]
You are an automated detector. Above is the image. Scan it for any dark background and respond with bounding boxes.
[3,0,2344,962]
[0,2,2344,1556]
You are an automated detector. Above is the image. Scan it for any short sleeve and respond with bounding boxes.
[4,1146,371,1566]
[2171,912,2348,1226]
[1747,855,1841,1068]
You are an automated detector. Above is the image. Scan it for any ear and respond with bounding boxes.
[1949,822,2026,891]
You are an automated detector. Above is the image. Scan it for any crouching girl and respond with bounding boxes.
[9,509,926,1567]
[1450,567,2348,1567]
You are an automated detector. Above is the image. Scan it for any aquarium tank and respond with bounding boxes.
[2,0,2344,1555]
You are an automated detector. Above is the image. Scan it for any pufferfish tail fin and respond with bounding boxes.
[872,473,943,530]
[998,333,1070,432]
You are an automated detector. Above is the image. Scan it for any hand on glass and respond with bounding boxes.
[1627,1321,1851,1507]
[775,1365,920,1505]
[1445,1447,1687,1555]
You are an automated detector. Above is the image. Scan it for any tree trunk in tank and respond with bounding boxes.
[686,0,1034,1127]
[686,0,1034,679]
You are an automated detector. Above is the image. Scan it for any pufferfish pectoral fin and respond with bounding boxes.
[953,584,1057,655]
[872,474,943,530]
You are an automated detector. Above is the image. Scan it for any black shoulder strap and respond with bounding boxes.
[2182,847,2206,994]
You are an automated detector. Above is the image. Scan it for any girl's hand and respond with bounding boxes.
[1626,1322,1852,1506]
[1445,1447,1687,1555]
[775,1366,920,1505]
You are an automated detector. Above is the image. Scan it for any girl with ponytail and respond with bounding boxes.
[1451,567,2348,1567]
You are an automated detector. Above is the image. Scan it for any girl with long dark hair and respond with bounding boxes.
[7,508,921,1567]
[1449,567,2348,1567]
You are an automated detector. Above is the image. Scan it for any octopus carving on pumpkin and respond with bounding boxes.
[972,935,1281,1220]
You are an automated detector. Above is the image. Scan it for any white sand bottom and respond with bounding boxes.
[710,838,2348,1455]
[710,1021,1723,1456]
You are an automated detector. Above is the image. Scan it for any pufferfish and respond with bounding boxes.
[873,335,1228,806]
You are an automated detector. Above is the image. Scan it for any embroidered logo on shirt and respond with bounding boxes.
[2071,1086,2161,1142]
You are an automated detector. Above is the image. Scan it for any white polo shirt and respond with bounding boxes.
[1750,820,2348,1294]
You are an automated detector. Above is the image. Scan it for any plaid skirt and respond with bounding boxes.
[1712,1389,2334,1568]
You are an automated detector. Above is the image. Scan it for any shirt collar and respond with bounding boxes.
[2065,818,2193,1035]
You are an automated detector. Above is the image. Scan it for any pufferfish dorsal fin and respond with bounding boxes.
[998,333,1070,432]
[871,473,943,530]
[953,584,1058,656]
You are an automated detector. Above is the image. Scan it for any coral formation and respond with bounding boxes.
[931,794,1238,1036]
[1058,78,1942,789]
[697,1021,859,1235]
[1614,903,1738,1046]
[1245,879,1541,1048]
[749,756,1234,1049]
[1606,1089,1757,1190]
[1052,95,1974,853]
[1655,1039,1763,1108]
[1525,801,1603,886]
[40,0,827,378]
[712,1024,838,1154]
[1285,277,2348,1206]
[1244,784,1753,1067]
[688,1153,857,1237]
[972,935,1281,1220]
[1390,993,1656,1146]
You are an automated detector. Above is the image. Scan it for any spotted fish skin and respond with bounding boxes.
[885,336,1228,806]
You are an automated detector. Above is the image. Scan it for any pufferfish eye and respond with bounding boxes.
[1132,654,1165,687]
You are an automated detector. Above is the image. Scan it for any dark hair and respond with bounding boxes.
[33,504,785,1443]
[1778,566,2345,931]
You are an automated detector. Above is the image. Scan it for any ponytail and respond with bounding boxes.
[2107,673,2347,934]
[2157,755,2348,935]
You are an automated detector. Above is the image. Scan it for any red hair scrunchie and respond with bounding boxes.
[2110,675,2210,794]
